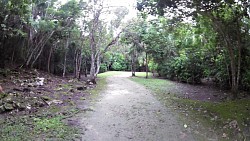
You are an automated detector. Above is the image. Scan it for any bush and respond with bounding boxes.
[99,63,107,73]
[111,62,124,71]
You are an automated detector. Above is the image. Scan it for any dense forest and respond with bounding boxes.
[1,0,250,99]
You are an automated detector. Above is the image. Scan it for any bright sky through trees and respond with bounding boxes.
[59,0,137,21]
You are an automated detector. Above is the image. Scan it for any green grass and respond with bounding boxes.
[0,114,79,141]
[88,71,124,97]
[130,76,250,140]
[133,72,154,78]
[130,75,175,98]
[33,116,78,139]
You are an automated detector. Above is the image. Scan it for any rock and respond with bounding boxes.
[18,103,26,110]
[0,85,4,93]
[28,83,34,87]
[23,88,31,92]
[86,79,94,85]
[13,88,23,92]
[229,120,238,129]
[69,88,75,93]
[222,133,227,138]
[4,95,15,103]
[40,96,51,101]
[47,100,63,105]
[36,100,46,107]
[26,104,31,110]
[4,103,14,111]
[0,93,7,99]
[35,77,45,86]
[30,98,46,107]
[77,86,87,91]
[0,105,5,113]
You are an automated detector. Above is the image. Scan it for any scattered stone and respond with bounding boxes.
[13,88,23,92]
[41,96,51,101]
[86,79,94,85]
[28,83,34,87]
[229,120,238,129]
[83,107,94,112]
[222,133,227,138]
[4,103,14,111]
[35,77,45,86]
[23,88,31,92]
[77,86,87,91]
[0,85,4,93]
[0,105,5,113]
[47,100,63,105]
[69,88,75,93]
[26,104,31,110]
[0,93,7,99]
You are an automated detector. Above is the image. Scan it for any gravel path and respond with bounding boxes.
[81,72,194,141]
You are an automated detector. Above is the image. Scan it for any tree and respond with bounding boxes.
[86,0,129,83]
[137,0,250,97]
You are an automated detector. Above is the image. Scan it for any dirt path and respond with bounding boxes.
[81,72,194,141]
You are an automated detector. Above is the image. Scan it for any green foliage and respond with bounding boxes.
[112,62,123,71]
[110,53,128,71]
[99,63,107,73]
[148,60,158,72]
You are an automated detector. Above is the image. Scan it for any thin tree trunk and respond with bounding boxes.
[74,49,78,78]
[31,31,54,68]
[77,51,82,80]
[145,52,148,79]
[63,38,69,78]
[90,52,96,83]
[131,50,136,77]
[236,22,242,99]
[95,53,101,76]
[47,46,53,73]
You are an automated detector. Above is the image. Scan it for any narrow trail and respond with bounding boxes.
[81,72,194,141]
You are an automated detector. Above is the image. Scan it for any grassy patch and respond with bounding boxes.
[130,76,175,98]
[33,116,78,139]
[131,76,250,140]
[133,72,154,78]
[88,71,123,97]
[0,114,79,141]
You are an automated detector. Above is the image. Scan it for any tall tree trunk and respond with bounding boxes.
[47,46,53,73]
[77,51,82,80]
[145,52,148,79]
[95,52,101,76]
[63,38,69,78]
[212,20,239,97]
[131,50,136,77]
[74,49,82,79]
[84,59,88,77]
[74,49,78,78]
[90,52,96,83]
[235,22,242,99]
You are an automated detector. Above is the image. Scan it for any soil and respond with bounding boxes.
[79,72,194,141]
[0,68,90,118]
[167,81,229,102]
[1,70,249,140]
